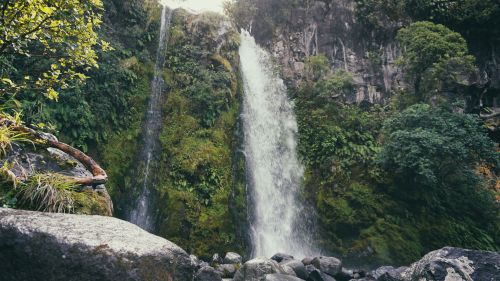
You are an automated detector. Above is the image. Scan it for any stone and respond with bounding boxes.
[213,253,224,264]
[272,253,295,263]
[234,257,287,281]
[307,268,337,281]
[305,265,317,275]
[265,273,305,281]
[281,265,298,277]
[216,264,238,278]
[302,257,314,265]
[195,266,223,281]
[368,266,405,281]
[281,259,309,279]
[0,208,195,281]
[224,252,243,264]
[311,256,342,277]
[334,268,354,281]
[401,247,500,281]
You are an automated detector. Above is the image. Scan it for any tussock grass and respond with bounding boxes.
[17,173,78,213]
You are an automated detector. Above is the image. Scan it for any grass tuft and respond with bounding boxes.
[17,173,78,213]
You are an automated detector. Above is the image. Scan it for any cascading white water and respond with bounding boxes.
[129,4,172,231]
[240,30,314,258]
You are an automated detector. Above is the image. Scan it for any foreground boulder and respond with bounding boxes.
[401,247,500,281]
[0,208,195,281]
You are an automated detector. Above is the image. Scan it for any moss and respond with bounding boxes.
[72,190,112,216]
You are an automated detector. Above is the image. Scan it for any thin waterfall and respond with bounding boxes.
[129,4,172,231]
[239,30,315,258]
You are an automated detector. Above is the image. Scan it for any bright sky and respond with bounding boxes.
[160,0,228,14]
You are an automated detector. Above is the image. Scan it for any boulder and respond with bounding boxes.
[272,253,295,263]
[281,259,309,279]
[307,268,337,281]
[265,273,305,281]
[225,252,243,264]
[195,266,223,281]
[368,266,405,281]
[281,265,298,277]
[311,256,342,277]
[401,247,500,281]
[234,257,286,281]
[302,257,314,265]
[216,263,238,278]
[0,208,195,281]
[213,253,224,264]
[334,268,354,281]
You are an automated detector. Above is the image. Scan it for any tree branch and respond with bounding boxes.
[0,118,108,186]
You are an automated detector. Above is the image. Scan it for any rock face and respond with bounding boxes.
[0,208,195,281]
[401,247,500,281]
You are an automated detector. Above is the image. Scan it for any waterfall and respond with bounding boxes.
[129,4,172,231]
[239,30,315,258]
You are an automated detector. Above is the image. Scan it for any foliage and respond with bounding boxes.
[152,11,245,257]
[397,21,476,97]
[405,0,500,38]
[17,173,78,213]
[0,0,111,100]
[354,0,408,38]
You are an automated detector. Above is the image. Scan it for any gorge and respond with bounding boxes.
[0,0,499,280]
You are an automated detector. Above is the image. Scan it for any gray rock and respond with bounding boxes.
[311,256,342,277]
[368,266,405,281]
[265,273,305,281]
[213,253,224,264]
[281,259,308,279]
[281,265,298,277]
[401,247,500,281]
[302,257,314,265]
[307,268,337,281]
[195,266,223,281]
[305,265,317,275]
[234,257,287,281]
[0,208,195,281]
[272,253,295,263]
[335,268,354,281]
[224,252,243,264]
[216,264,238,278]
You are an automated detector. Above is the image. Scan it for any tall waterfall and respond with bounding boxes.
[239,30,314,258]
[129,4,172,231]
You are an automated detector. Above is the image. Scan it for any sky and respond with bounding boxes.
[160,0,228,14]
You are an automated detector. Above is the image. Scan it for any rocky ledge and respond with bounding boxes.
[0,208,498,281]
[0,208,195,281]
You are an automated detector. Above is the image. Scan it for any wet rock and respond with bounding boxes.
[281,259,308,279]
[334,268,354,281]
[307,268,337,281]
[368,266,405,281]
[216,264,238,278]
[281,264,298,277]
[302,257,314,265]
[195,266,223,281]
[305,265,317,275]
[213,253,224,264]
[401,247,500,281]
[234,257,286,281]
[265,273,305,281]
[311,256,342,277]
[0,208,195,281]
[272,253,295,263]
[225,252,243,264]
